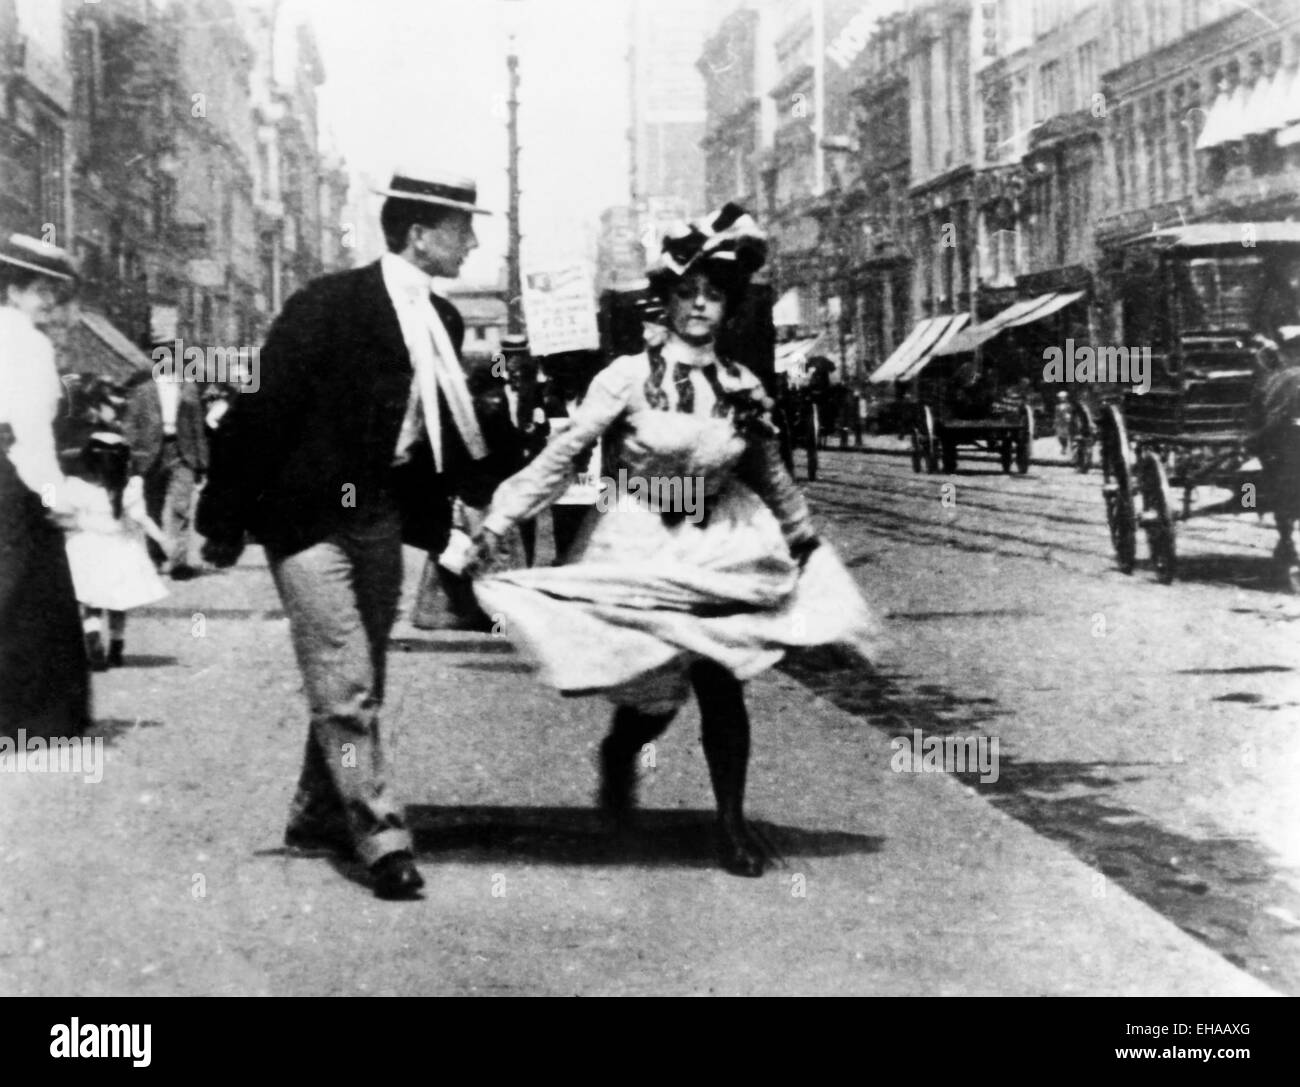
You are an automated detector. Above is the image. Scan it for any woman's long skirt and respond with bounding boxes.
[474,481,879,713]
[0,453,92,738]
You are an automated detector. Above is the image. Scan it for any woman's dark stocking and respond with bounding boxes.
[691,659,764,877]
[598,704,676,824]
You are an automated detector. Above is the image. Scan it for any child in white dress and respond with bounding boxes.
[63,432,169,669]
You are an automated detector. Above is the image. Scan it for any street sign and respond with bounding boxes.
[521,261,600,356]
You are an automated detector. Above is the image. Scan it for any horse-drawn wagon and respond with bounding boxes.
[1098,222,1300,590]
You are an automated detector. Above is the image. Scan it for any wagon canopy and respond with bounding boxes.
[932,290,1085,358]
[868,313,969,385]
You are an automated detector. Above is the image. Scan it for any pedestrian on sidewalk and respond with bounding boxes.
[122,356,208,580]
[197,171,494,900]
[466,204,879,877]
[62,432,170,670]
[1053,391,1072,456]
[0,234,91,739]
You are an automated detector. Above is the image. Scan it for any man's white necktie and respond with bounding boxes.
[396,288,487,472]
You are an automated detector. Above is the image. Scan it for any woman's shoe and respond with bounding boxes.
[717,818,765,877]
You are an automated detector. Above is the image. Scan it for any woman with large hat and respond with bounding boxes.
[0,234,92,738]
[466,204,878,876]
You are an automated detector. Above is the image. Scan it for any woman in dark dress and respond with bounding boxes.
[0,234,91,738]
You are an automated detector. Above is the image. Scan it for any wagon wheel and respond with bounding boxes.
[804,403,819,482]
[1099,404,1136,575]
[912,405,937,474]
[941,434,958,474]
[1072,404,1095,473]
[1138,450,1177,584]
[1015,404,1033,474]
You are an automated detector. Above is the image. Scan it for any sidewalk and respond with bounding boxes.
[0,548,1277,996]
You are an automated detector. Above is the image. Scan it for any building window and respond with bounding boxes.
[74,26,101,126]
[1185,80,1201,194]
[1038,61,1060,121]
[34,119,65,239]
[1153,92,1168,201]
[1077,41,1098,110]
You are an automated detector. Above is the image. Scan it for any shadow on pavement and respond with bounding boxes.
[391,637,513,654]
[132,606,287,620]
[403,804,882,871]
[1163,553,1292,595]
[115,655,178,668]
[87,717,165,745]
[779,647,1300,994]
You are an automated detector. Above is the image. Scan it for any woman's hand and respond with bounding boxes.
[789,536,821,570]
[461,528,505,580]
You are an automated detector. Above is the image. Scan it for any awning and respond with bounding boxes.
[1134,222,1300,248]
[1243,68,1297,136]
[772,288,803,327]
[894,314,970,382]
[1277,65,1300,145]
[774,334,824,376]
[868,314,968,385]
[63,309,152,382]
[933,291,1084,358]
[1002,289,1084,328]
[1196,82,1250,150]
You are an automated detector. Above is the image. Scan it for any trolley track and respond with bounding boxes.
[804,448,1279,581]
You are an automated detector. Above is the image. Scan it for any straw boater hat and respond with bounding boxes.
[0,233,78,281]
[372,171,493,215]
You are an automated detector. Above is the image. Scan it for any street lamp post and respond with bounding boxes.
[821,135,858,385]
[503,0,524,336]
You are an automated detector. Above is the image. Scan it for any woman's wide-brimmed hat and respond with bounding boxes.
[372,171,492,215]
[652,203,767,286]
[0,233,78,281]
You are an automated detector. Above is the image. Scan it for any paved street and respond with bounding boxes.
[2,441,1296,996]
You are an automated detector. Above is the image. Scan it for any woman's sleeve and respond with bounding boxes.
[0,331,66,501]
[724,362,816,549]
[481,359,637,535]
[737,435,817,549]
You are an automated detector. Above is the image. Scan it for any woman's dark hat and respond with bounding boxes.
[654,203,767,282]
[0,234,78,282]
[372,171,492,215]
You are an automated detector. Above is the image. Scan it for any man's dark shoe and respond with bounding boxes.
[284,823,355,859]
[370,851,424,900]
[170,563,199,581]
[107,639,125,668]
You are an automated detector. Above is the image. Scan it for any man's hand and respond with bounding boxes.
[202,537,245,569]
[47,506,79,532]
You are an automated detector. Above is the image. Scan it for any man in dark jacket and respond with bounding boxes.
[197,172,492,899]
[122,366,209,577]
